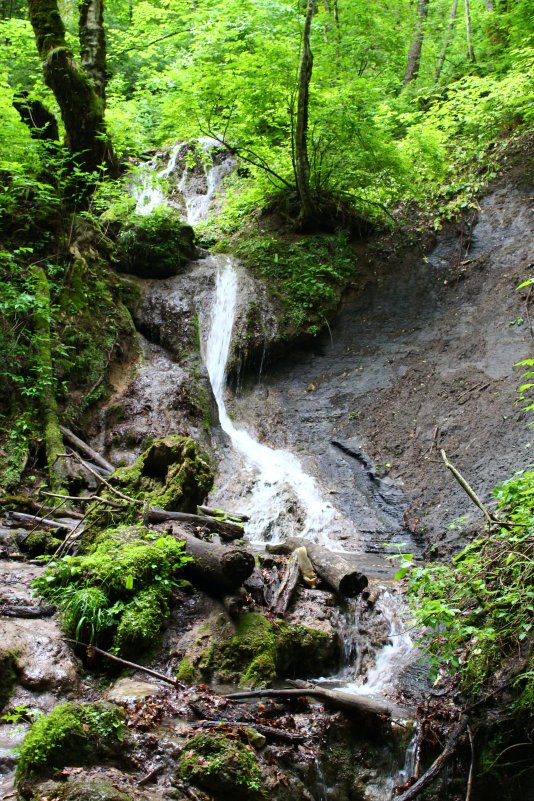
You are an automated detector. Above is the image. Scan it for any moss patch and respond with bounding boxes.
[16,702,123,785]
[115,208,195,279]
[187,612,338,688]
[179,731,263,799]
[108,435,213,521]
[20,529,62,557]
[32,526,191,657]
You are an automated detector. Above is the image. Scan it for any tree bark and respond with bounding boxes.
[26,0,117,174]
[271,550,301,615]
[403,0,430,86]
[32,266,66,489]
[271,537,368,598]
[435,0,459,81]
[464,0,475,62]
[144,507,245,541]
[162,526,255,594]
[79,0,107,100]
[294,0,316,226]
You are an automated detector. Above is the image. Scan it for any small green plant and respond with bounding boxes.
[404,470,534,700]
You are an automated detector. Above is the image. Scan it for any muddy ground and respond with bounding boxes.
[224,184,534,558]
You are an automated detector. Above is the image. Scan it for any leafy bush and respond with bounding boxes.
[115,208,195,278]
[404,470,534,702]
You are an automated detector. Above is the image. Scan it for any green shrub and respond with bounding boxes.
[115,208,195,278]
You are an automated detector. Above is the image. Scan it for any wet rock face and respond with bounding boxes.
[0,561,80,713]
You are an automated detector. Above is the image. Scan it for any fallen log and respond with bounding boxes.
[162,525,255,594]
[198,505,250,523]
[271,551,300,616]
[60,425,115,474]
[269,537,368,598]
[225,683,413,720]
[145,507,244,541]
[0,603,55,618]
[6,511,75,532]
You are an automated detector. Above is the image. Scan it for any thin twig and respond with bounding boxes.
[65,639,179,687]
[59,451,139,504]
[41,491,125,508]
[465,726,475,801]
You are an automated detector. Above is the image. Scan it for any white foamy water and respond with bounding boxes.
[343,591,414,698]
[133,144,182,215]
[204,259,341,546]
[179,138,235,225]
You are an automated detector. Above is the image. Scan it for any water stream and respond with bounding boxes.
[132,143,416,797]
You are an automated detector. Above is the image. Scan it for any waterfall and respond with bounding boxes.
[204,259,342,546]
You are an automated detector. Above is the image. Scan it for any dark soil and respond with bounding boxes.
[232,183,534,557]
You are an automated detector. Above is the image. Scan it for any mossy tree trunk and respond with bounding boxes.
[26,0,117,175]
[32,266,66,489]
[294,0,317,228]
[435,0,459,81]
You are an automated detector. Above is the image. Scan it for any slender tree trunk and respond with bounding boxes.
[403,0,430,86]
[464,0,475,62]
[483,0,493,11]
[294,0,316,226]
[26,0,117,175]
[435,0,459,81]
[79,0,107,101]
[32,266,66,489]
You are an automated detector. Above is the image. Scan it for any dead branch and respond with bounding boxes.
[59,451,139,504]
[198,505,250,523]
[65,639,179,687]
[190,719,306,743]
[6,511,75,532]
[41,490,125,509]
[225,683,413,720]
[59,425,115,473]
[440,450,493,526]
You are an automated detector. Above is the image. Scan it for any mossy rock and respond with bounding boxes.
[179,731,264,799]
[186,612,339,688]
[16,702,124,790]
[0,651,18,711]
[176,657,196,682]
[115,209,195,279]
[111,435,213,514]
[19,529,62,557]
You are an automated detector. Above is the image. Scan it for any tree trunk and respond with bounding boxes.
[464,0,475,62]
[483,0,493,11]
[294,0,316,226]
[31,266,66,489]
[269,537,368,598]
[26,0,117,174]
[403,0,430,86]
[435,0,459,81]
[79,0,107,100]
[161,525,255,594]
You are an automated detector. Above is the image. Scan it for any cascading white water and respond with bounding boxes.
[204,259,342,546]
[134,144,182,216]
[179,138,235,225]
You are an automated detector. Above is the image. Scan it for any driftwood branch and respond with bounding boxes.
[225,683,413,721]
[41,491,125,509]
[440,450,493,526]
[396,716,469,800]
[145,507,244,541]
[1,603,55,618]
[66,639,179,687]
[190,720,306,744]
[59,425,115,474]
[6,511,75,532]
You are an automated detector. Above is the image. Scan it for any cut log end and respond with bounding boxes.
[339,571,368,597]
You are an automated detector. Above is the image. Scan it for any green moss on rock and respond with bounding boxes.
[111,435,213,516]
[20,529,62,557]
[29,774,133,801]
[186,611,339,688]
[179,731,263,799]
[115,208,195,279]
[16,702,123,785]
[114,586,166,656]
[176,657,196,683]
